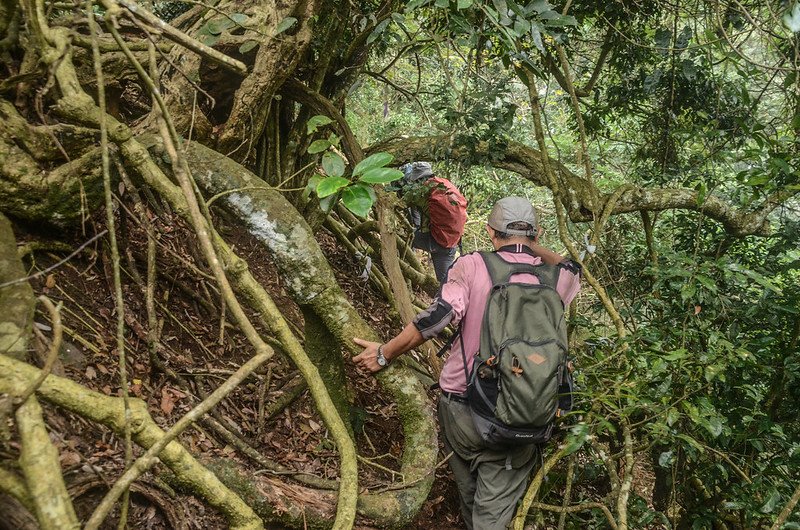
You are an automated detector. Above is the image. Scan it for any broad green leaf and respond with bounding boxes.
[530,22,544,52]
[675,433,705,452]
[434,0,448,7]
[543,13,577,26]
[457,0,472,9]
[319,193,337,213]
[405,0,431,12]
[359,167,403,184]
[239,40,258,54]
[200,33,220,47]
[666,407,679,426]
[658,451,674,467]
[367,18,390,44]
[353,152,394,176]
[275,16,297,35]
[663,349,687,361]
[316,176,350,198]
[303,174,324,200]
[760,490,781,514]
[528,0,551,14]
[307,115,333,134]
[204,18,229,35]
[342,184,374,217]
[308,139,331,154]
[230,13,248,25]
[322,152,346,177]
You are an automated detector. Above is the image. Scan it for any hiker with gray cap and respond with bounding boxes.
[390,161,467,284]
[352,196,581,530]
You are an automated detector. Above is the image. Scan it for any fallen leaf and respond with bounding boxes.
[161,387,175,415]
[45,274,56,288]
[60,451,81,467]
[85,366,97,380]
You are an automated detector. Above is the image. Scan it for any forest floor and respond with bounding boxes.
[3,209,464,529]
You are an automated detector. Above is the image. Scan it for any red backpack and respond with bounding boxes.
[427,177,467,248]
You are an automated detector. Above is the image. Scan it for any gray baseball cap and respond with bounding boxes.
[402,161,434,182]
[487,197,537,236]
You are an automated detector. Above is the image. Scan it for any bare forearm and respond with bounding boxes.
[383,323,425,362]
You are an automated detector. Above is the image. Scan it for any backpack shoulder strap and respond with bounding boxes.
[479,251,540,285]
[534,263,560,291]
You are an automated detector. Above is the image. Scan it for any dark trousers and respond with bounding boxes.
[412,230,457,284]
[438,396,538,530]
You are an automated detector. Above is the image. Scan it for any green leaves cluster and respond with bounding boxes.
[303,116,403,217]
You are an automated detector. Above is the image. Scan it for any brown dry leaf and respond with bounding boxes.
[85,365,97,380]
[694,305,702,315]
[97,363,109,374]
[45,274,56,288]
[60,451,81,467]
[160,387,175,415]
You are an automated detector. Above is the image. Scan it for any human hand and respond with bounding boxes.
[352,338,383,373]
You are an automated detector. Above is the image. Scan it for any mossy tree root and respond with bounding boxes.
[0,355,263,529]
[183,140,439,526]
[0,213,79,530]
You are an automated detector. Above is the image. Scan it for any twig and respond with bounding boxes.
[87,5,135,526]
[256,365,272,436]
[357,455,404,483]
[82,350,270,530]
[558,455,576,530]
[529,501,617,530]
[111,0,248,75]
[512,446,568,530]
[771,481,800,530]
[616,422,634,530]
[0,230,108,290]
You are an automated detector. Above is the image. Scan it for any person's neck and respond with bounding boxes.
[493,239,534,251]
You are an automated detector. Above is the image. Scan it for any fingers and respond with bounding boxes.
[353,337,368,347]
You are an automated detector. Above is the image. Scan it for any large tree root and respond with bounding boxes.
[0,355,263,529]
[181,139,439,526]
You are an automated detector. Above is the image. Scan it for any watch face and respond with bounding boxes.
[377,354,387,367]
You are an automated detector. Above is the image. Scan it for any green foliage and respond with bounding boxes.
[304,117,402,217]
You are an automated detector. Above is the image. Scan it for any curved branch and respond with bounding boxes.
[282,77,364,162]
[371,135,797,237]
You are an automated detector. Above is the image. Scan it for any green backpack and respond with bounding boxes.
[464,251,573,447]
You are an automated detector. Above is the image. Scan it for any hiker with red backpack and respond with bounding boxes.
[392,161,467,284]
[352,197,581,530]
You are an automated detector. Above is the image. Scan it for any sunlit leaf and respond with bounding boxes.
[316,176,349,198]
[359,167,403,184]
[307,115,333,134]
[342,184,374,217]
[308,139,331,154]
[303,174,324,200]
[353,152,394,176]
[239,40,258,54]
[276,16,297,35]
[322,152,346,177]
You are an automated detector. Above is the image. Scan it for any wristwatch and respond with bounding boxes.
[376,345,389,368]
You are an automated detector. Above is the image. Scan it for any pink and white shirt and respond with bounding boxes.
[412,244,581,394]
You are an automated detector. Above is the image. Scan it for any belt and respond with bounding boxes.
[441,391,468,403]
